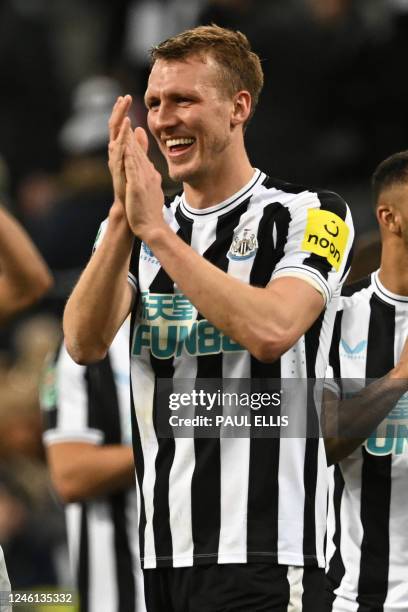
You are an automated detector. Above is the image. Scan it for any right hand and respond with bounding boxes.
[108,95,133,207]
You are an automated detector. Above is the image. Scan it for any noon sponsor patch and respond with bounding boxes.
[301,209,349,271]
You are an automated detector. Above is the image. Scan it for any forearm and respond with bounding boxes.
[0,206,52,319]
[47,444,135,503]
[324,370,408,465]
[63,205,134,363]
[145,225,322,362]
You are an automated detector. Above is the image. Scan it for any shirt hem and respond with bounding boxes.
[142,551,325,569]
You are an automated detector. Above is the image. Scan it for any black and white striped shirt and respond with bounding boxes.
[97,169,354,570]
[42,323,145,612]
[326,271,408,611]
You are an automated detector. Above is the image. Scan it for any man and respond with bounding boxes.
[41,321,145,612]
[0,204,52,610]
[64,25,354,611]
[325,151,408,611]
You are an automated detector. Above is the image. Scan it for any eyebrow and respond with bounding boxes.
[144,90,200,108]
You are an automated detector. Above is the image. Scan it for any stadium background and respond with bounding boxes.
[0,0,406,608]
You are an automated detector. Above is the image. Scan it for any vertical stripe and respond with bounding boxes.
[131,360,157,567]
[130,386,147,566]
[302,313,325,564]
[168,211,199,567]
[78,504,89,612]
[356,449,391,611]
[57,353,89,432]
[245,197,288,562]
[86,356,121,443]
[87,502,117,612]
[301,566,325,612]
[150,264,176,567]
[286,566,304,612]
[366,296,395,378]
[191,206,238,562]
[110,494,135,612]
[326,465,346,610]
[65,504,81,590]
[218,196,268,563]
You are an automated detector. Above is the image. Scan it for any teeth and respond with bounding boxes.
[166,138,195,148]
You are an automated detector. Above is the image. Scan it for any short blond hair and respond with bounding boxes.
[149,24,264,124]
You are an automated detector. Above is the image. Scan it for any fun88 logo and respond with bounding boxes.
[365,392,408,456]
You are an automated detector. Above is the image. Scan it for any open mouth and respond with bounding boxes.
[165,137,195,156]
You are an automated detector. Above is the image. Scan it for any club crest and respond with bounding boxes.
[227,229,258,261]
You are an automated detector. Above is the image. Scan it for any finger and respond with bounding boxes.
[109,117,132,170]
[134,127,149,154]
[124,143,139,182]
[109,95,133,141]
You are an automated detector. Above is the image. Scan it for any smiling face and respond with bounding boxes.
[145,55,237,186]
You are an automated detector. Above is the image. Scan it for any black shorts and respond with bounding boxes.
[143,563,325,612]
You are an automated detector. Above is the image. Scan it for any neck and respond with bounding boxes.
[183,147,254,209]
[378,239,408,296]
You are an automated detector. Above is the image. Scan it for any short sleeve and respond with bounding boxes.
[272,190,354,305]
[41,344,104,446]
[92,218,109,253]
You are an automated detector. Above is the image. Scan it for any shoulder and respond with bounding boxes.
[261,175,350,218]
[339,274,374,310]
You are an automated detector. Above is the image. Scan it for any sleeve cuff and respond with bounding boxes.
[272,269,328,305]
[43,429,104,446]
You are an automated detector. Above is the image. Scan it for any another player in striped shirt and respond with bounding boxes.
[42,322,145,612]
[325,151,408,612]
[64,25,354,612]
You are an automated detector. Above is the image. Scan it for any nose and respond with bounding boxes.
[151,102,179,133]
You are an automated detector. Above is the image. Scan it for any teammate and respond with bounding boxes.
[64,25,354,611]
[41,320,145,612]
[0,204,52,610]
[325,151,408,611]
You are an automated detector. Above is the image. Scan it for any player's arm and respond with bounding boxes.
[149,227,324,362]
[63,204,134,364]
[137,236,323,363]
[122,131,351,362]
[0,205,52,324]
[63,97,135,364]
[45,442,135,503]
[323,338,408,465]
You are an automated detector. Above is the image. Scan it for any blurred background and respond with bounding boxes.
[0,0,406,604]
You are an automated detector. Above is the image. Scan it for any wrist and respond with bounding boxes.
[139,222,169,246]
[109,201,129,225]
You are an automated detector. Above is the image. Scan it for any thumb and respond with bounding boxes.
[134,127,149,154]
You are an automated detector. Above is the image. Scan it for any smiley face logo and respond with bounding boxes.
[302,209,349,271]
[324,220,339,237]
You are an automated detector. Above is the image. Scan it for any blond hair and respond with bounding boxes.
[150,24,264,124]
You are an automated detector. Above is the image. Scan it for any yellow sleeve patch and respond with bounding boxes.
[301,209,349,271]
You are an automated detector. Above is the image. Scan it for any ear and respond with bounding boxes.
[230,91,252,128]
[377,201,401,236]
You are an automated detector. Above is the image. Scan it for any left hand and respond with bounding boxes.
[123,126,165,240]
